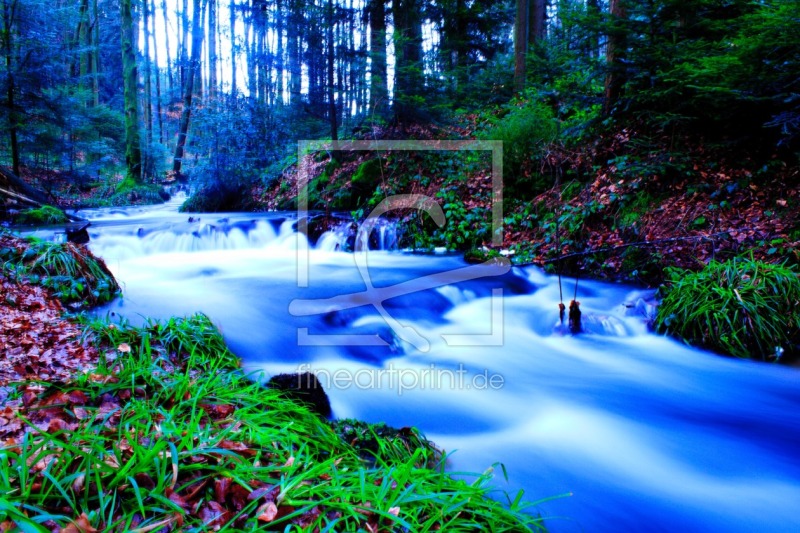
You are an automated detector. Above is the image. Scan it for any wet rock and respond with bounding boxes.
[66,224,90,244]
[267,372,332,418]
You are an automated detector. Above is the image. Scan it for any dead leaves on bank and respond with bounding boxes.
[1,273,99,389]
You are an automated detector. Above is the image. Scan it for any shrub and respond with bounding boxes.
[479,97,558,194]
[656,258,800,361]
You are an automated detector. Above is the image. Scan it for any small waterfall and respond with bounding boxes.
[312,217,400,252]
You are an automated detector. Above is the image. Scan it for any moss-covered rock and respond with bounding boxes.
[16,205,69,225]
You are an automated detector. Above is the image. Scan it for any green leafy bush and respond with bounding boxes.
[479,98,558,193]
[656,258,800,361]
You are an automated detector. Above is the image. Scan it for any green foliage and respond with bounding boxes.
[107,184,168,207]
[479,97,559,194]
[406,184,493,252]
[0,313,547,532]
[656,258,800,360]
[0,234,119,307]
[16,205,69,225]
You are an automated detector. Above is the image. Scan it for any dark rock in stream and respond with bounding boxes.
[66,224,90,244]
[267,372,332,418]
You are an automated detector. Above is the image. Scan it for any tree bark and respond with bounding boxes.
[78,0,90,103]
[229,0,237,96]
[91,0,100,106]
[151,0,164,143]
[162,0,174,92]
[603,0,627,116]
[2,0,20,176]
[326,0,338,143]
[514,0,528,93]
[368,0,387,115]
[143,0,154,177]
[529,0,546,43]
[121,0,142,184]
[208,0,217,98]
[172,0,205,177]
[392,0,424,123]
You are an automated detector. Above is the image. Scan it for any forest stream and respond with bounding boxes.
[29,195,800,533]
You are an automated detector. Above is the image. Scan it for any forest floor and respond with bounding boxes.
[255,123,800,287]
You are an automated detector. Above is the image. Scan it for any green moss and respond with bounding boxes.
[16,205,69,225]
[352,158,383,187]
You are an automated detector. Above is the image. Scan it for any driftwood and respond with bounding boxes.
[0,185,43,208]
[0,166,50,206]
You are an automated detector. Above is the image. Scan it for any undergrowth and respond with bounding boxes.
[0,313,548,532]
[656,258,800,360]
[0,231,119,307]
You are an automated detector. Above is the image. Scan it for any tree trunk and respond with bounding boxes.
[326,0,338,143]
[121,0,142,184]
[162,0,174,92]
[91,0,100,106]
[208,0,217,98]
[287,0,302,105]
[513,0,528,93]
[78,0,90,103]
[151,0,164,143]
[230,0,237,96]
[276,0,284,103]
[603,0,627,116]
[180,0,189,89]
[368,0,387,115]
[529,0,546,43]
[143,0,154,177]
[392,0,424,124]
[2,0,20,176]
[172,0,205,177]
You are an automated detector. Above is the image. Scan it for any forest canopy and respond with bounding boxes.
[0,0,797,203]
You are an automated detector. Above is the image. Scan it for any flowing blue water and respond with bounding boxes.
[50,197,800,532]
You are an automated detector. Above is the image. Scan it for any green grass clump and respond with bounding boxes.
[0,313,548,532]
[0,232,119,307]
[16,205,69,225]
[656,258,800,360]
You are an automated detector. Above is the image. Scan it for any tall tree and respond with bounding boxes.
[529,0,546,43]
[513,0,528,93]
[368,0,387,114]
[91,0,100,106]
[151,0,164,143]
[173,0,205,177]
[392,0,424,123]
[208,0,217,98]
[143,0,154,177]
[603,0,627,116]
[326,0,338,142]
[121,0,141,184]
[229,0,237,96]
